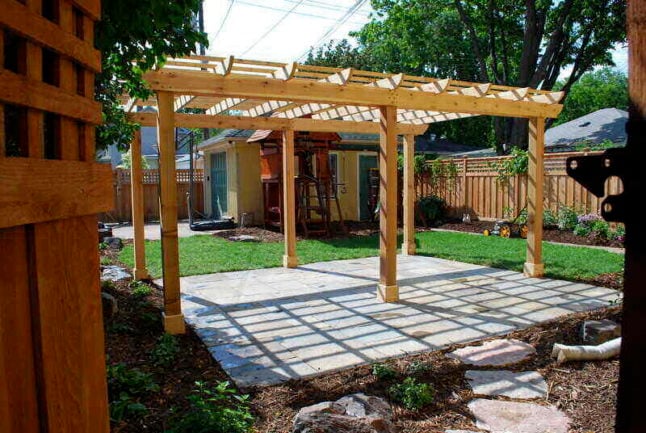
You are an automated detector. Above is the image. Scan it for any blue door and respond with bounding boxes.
[358,155,378,220]
[210,152,227,219]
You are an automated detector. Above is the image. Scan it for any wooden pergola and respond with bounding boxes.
[124,56,563,334]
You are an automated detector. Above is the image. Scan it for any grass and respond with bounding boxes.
[119,231,623,283]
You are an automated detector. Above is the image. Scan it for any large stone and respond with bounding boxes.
[466,370,547,399]
[582,319,621,344]
[101,292,118,320]
[293,393,395,433]
[468,399,570,433]
[101,265,131,282]
[446,339,536,367]
[103,236,123,249]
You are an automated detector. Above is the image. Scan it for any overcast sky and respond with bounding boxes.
[202,0,628,74]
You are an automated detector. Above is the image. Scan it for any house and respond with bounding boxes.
[197,129,479,226]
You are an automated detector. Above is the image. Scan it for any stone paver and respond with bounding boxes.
[468,399,570,433]
[161,255,618,388]
[465,370,547,399]
[446,339,536,366]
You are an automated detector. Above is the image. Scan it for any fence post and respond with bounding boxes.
[462,157,468,215]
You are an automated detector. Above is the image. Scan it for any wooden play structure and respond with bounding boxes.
[0,0,111,431]
[253,130,347,237]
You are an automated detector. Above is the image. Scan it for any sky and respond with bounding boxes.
[202,0,628,74]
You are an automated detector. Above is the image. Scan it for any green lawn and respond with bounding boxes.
[119,231,623,283]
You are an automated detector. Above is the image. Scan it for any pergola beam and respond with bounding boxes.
[524,117,546,278]
[129,112,427,135]
[143,71,563,119]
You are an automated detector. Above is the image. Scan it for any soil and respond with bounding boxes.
[102,251,621,433]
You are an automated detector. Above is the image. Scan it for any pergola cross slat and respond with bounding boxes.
[124,55,563,334]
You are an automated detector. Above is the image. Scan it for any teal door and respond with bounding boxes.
[210,152,227,219]
[358,155,378,220]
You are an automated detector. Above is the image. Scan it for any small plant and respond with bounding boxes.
[543,209,558,229]
[107,363,159,421]
[406,360,431,376]
[101,280,115,291]
[151,333,180,368]
[372,363,397,380]
[389,377,434,411]
[557,205,579,231]
[101,257,112,266]
[167,381,254,433]
[107,321,134,334]
[573,224,591,237]
[99,241,109,250]
[503,207,527,225]
[574,213,610,240]
[130,280,152,299]
[140,311,161,328]
[110,392,147,421]
[418,195,446,226]
[612,224,626,243]
[590,219,611,240]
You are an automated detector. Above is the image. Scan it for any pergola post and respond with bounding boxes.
[524,117,545,277]
[402,134,416,255]
[130,129,149,280]
[378,106,399,302]
[157,91,185,334]
[282,129,298,268]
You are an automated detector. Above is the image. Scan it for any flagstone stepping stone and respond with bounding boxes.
[447,339,536,366]
[468,399,570,433]
[445,430,480,433]
[465,370,547,399]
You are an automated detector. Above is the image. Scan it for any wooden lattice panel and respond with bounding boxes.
[0,1,111,432]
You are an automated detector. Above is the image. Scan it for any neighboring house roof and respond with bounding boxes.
[545,108,627,147]
[198,129,255,150]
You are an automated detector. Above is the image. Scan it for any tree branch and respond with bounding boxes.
[454,0,489,82]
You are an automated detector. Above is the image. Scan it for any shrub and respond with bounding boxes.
[574,213,611,240]
[151,333,180,368]
[406,360,431,376]
[557,205,579,231]
[101,257,112,266]
[389,377,434,411]
[372,363,397,380]
[503,207,527,225]
[590,219,611,240]
[101,280,115,291]
[107,363,159,421]
[573,223,591,237]
[612,224,625,242]
[130,280,152,299]
[418,195,446,225]
[543,209,558,229]
[167,381,254,433]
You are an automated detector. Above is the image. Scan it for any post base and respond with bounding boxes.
[133,268,150,280]
[523,262,545,278]
[162,313,186,335]
[283,255,298,268]
[402,241,416,256]
[377,284,400,303]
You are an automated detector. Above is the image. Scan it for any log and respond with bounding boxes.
[551,337,621,364]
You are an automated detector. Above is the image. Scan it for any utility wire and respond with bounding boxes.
[234,0,366,26]
[296,0,369,61]
[240,0,306,57]
[212,0,236,45]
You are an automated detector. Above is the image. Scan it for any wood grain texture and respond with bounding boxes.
[130,130,149,279]
[379,106,398,290]
[0,158,113,228]
[0,227,40,433]
[0,69,102,124]
[402,134,416,255]
[0,0,101,71]
[525,117,545,274]
[282,129,297,267]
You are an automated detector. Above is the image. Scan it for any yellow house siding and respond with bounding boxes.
[234,143,263,225]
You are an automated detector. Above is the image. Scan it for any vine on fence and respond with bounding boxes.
[489,147,528,185]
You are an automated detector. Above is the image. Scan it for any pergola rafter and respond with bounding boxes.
[124,55,563,334]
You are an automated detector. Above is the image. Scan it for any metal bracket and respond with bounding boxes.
[566,147,627,222]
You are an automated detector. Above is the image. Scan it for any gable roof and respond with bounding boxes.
[545,108,628,147]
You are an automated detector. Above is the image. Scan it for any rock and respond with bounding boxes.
[468,399,570,433]
[101,265,131,282]
[101,292,118,320]
[582,319,621,344]
[103,236,123,249]
[293,393,395,433]
[229,235,259,242]
[446,339,536,367]
[466,370,547,399]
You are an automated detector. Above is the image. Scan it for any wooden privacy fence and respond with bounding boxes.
[419,151,623,220]
[100,168,205,222]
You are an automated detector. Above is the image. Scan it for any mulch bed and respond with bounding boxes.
[103,256,621,433]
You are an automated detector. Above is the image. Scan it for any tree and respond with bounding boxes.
[95,0,208,152]
[553,67,628,125]
[117,148,151,169]
[309,0,626,152]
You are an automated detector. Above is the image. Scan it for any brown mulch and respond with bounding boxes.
[439,220,624,249]
[212,221,383,243]
[103,253,621,433]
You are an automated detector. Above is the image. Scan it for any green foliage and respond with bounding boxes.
[101,280,116,291]
[118,149,151,169]
[151,334,180,368]
[396,153,433,175]
[418,195,446,225]
[107,321,134,334]
[574,214,612,240]
[130,280,152,299]
[573,138,620,152]
[96,0,208,151]
[492,148,528,184]
[554,68,629,126]
[503,207,527,225]
[573,223,591,237]
[101,257,112,266]
[99,241,109,250]
[167,381,254,433]
[372,363,397,380]
[612,224,625,242]
[557,206,579,231]
[406,360,431,376]
[107,363,159,421]
[543,209,558,229]
[389,377,434,411]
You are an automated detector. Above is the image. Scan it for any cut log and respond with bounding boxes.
[551,338,621,363]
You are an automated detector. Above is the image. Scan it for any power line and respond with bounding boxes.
[296,0,369,61]
[240,0,306,57]
[212,0,235,45]
[233,0,367,26]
